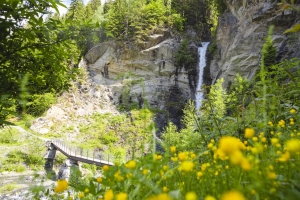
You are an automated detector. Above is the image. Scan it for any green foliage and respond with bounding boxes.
[103,0,175,44]
[0,127,20,144]
[202,78,227,119]
[23,139,45,168]
[227,74,251,116]
[0,0,82,124]
[0,183,20,193]
[174,39,197,72]
[55,152,67,167]
[26,93,56,116]
[75,109,153,161]
[262,37,277,68]
[0,150,27,172]
[82,163,98,174]
[162,100,204,152]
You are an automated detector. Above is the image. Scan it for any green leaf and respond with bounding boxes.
[284,23,300,34]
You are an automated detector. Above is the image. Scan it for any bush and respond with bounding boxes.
[15,165,26,172]
[26,93,56,116]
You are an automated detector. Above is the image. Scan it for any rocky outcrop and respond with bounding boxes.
[29,60,120,135]
[210,0,300,87]
[85,29,196,127]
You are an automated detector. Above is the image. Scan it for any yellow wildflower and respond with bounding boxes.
[268,121,274,126]
[178,152,187,161]
[221,190,245,200]
[170,146,176,153]
[286,139,300,152]
[104,189,114,200]
[171,157,178,162]
[197,171,203,179]
[278,151,290,162]
[219,136,245,155]
[143,169,149,175]
[268,172,276,179]
[245,128,255,138]
[290,108,296,114]
[84,188,89,193]
[278,120,285,127]
[261,137,267,143]
[208,143,214,149]
[97,177,102,183]
[163,186,168,192]
[114,170,124,181]
[125,160,137,169]
[147,193,171,200]
[126,173,132,179]
[252,137,258,142]
[190,153,196,159]
[54,179,68,193]
[103,165,109,171]
[205,195,216,200]
[240,158,251,171]
[181,161,194,172]
[185,192,197,200]
[229,151,243,165]
[271,138,279,145]
[154,154,162,160]
[116,192,127,200]
[79,193,84,199]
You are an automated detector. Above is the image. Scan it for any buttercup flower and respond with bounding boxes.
[116,192,127,200]
[205,195,216,200]
[125,160,137,169]
[286,139,300,153]
[97,177,102,183]
[245,128,255,138]
[54,179,68,193]
[104,189,114,200]
[181,161,194,172]
[79,193,84,199]
[290,108,296,114]
[185,192,197,200]
[221,190,245,200]
[170,146,176,153]
[103,165,109,171]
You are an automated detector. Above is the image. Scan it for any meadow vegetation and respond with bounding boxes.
[1,0,300,199]
[30,25,300,199]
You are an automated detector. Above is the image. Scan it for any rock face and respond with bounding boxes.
[85,29,196,127]
[210,0,300,87]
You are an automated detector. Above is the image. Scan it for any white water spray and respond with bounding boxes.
[195,42,210,111]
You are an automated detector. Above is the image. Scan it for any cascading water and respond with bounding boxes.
[195,42,210,111]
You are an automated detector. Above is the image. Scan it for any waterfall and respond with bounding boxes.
[195,42,210,111]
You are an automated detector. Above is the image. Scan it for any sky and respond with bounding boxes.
[58,0,106,15]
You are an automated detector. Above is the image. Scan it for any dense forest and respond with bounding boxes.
[1,0,300,199]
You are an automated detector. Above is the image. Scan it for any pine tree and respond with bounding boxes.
[68,0,85,21]
[85,0,101,19]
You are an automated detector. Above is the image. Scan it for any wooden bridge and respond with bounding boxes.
[45,139,114,168]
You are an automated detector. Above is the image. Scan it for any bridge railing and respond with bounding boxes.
[50,139,115,164]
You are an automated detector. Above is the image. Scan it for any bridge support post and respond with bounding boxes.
[44,141,57,179]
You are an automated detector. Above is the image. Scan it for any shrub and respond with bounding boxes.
[26,93,56,116]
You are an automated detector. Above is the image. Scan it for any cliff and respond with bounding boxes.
[210,0,300,87]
